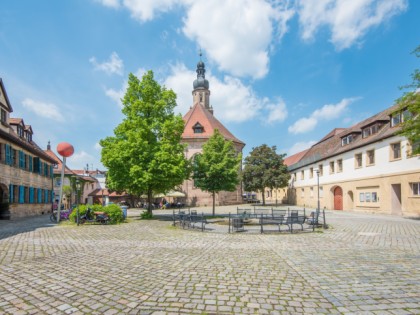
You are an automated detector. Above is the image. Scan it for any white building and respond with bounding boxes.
[287,103,419,217]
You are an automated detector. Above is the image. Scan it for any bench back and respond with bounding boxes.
[272,209,286,218]
[254,208,270,215]
[237,207,251,215]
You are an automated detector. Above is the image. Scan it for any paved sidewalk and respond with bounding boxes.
[0,206,419,314]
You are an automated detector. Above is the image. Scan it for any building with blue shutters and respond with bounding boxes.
[0,78,56,219]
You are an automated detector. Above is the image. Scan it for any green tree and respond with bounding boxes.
[397,45,420,155]
[242,144,290,205]
[193,129,242,216]
[100,71,189,215]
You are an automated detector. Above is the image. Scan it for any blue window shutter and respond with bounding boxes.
[51,190,55,201]
[5,144,11,165]
[38,189,42,203]
[29,187,34,203]
[44,189,48,203]
[9,184,13,203]
[19,186,24,204]
[29,156,33,172]
[50,165,54,178]
[39,159,42,174]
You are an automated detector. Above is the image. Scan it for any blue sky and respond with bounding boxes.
[0,0,419,170]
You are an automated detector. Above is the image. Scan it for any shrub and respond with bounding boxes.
[104,204,124,224]
[140,211,153,220]
[69,204,88,222]
[69,204,123,224]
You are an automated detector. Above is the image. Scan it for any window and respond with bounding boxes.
[365,192,371,202]
[26,132,32,142]
[310,187,314,198]
[301,188,304,198]
[192,122,204,134]
[318,164,323,176]
[337,159,343,172]
[391,109,411,127]
[355,153,362,168]
[341,134,354,146]
[1,108,6,124]
[390,142,401,160]
[309,167,313,178]
[329,161,335,174]
[319,186,324,198]
[366,150,375,166]
[362,124,380,138]
[411,182,420,196]
[372,192,378,202]
[359,193,365,202]
[17,125,24,138]
[301,170,304,180]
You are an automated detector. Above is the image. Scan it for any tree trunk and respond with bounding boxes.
[147,189,153,215]
[212,191,215,216]
[262,189,266,205]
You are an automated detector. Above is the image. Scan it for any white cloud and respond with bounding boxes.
[94,0,121,8]
[89,52,124,75]
[122,0,179,22]
[67,150,98,170]
[105,84,126,107]
[94,143,102,151]
[96,0,294,79]
[288,140,316,155]
[21,98,65,122]
[288,116,318,134]
[288,97,358,134]
[298,0,408,50]
[265,98,288,123]
[104,68,146,107]
[182,0,282,79]
[164,63,285,123]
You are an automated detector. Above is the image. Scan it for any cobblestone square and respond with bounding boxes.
[0,206,419,314]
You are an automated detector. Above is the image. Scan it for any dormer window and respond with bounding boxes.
[26,132,32,142]
[193,122,204,134]
[362,123,382,138]
[341,134,354,146]
[17,125,24,138]
[1,108,6,124]
[391,109,411,127]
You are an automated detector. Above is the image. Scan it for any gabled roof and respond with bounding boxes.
[284,149,309,167]
[288,103,403,171]
[0,78,13,113]
[182,102,244,146]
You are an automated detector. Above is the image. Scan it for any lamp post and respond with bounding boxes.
[316,169,320,213]
[101,189,104,206]
[76,178,80,226]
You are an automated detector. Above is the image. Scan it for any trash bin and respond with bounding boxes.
[121,206,128,219]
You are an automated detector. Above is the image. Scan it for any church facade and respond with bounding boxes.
[181,59,245,206]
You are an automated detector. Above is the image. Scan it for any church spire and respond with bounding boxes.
[192,50,212,114]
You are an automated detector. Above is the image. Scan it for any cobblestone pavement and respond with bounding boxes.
[0,206,419,315]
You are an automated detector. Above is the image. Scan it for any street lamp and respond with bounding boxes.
[315,168,320,213]
[76,178,81,226]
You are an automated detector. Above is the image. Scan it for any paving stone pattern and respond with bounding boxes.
[0,206,419,314]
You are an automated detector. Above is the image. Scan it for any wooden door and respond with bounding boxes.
[334,186,343,210]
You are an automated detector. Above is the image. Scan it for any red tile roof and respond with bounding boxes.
[284,149,309,166]
[182,103,244,146]
[288,103,403,170]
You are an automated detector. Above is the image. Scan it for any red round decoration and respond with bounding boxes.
[57,142,74,157]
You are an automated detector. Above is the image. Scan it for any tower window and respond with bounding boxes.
[193,122,204,134]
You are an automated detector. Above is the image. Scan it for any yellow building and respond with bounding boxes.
[0,79,56,219]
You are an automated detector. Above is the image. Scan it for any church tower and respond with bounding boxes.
[192,54,213,114]
[181,55,245,207]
